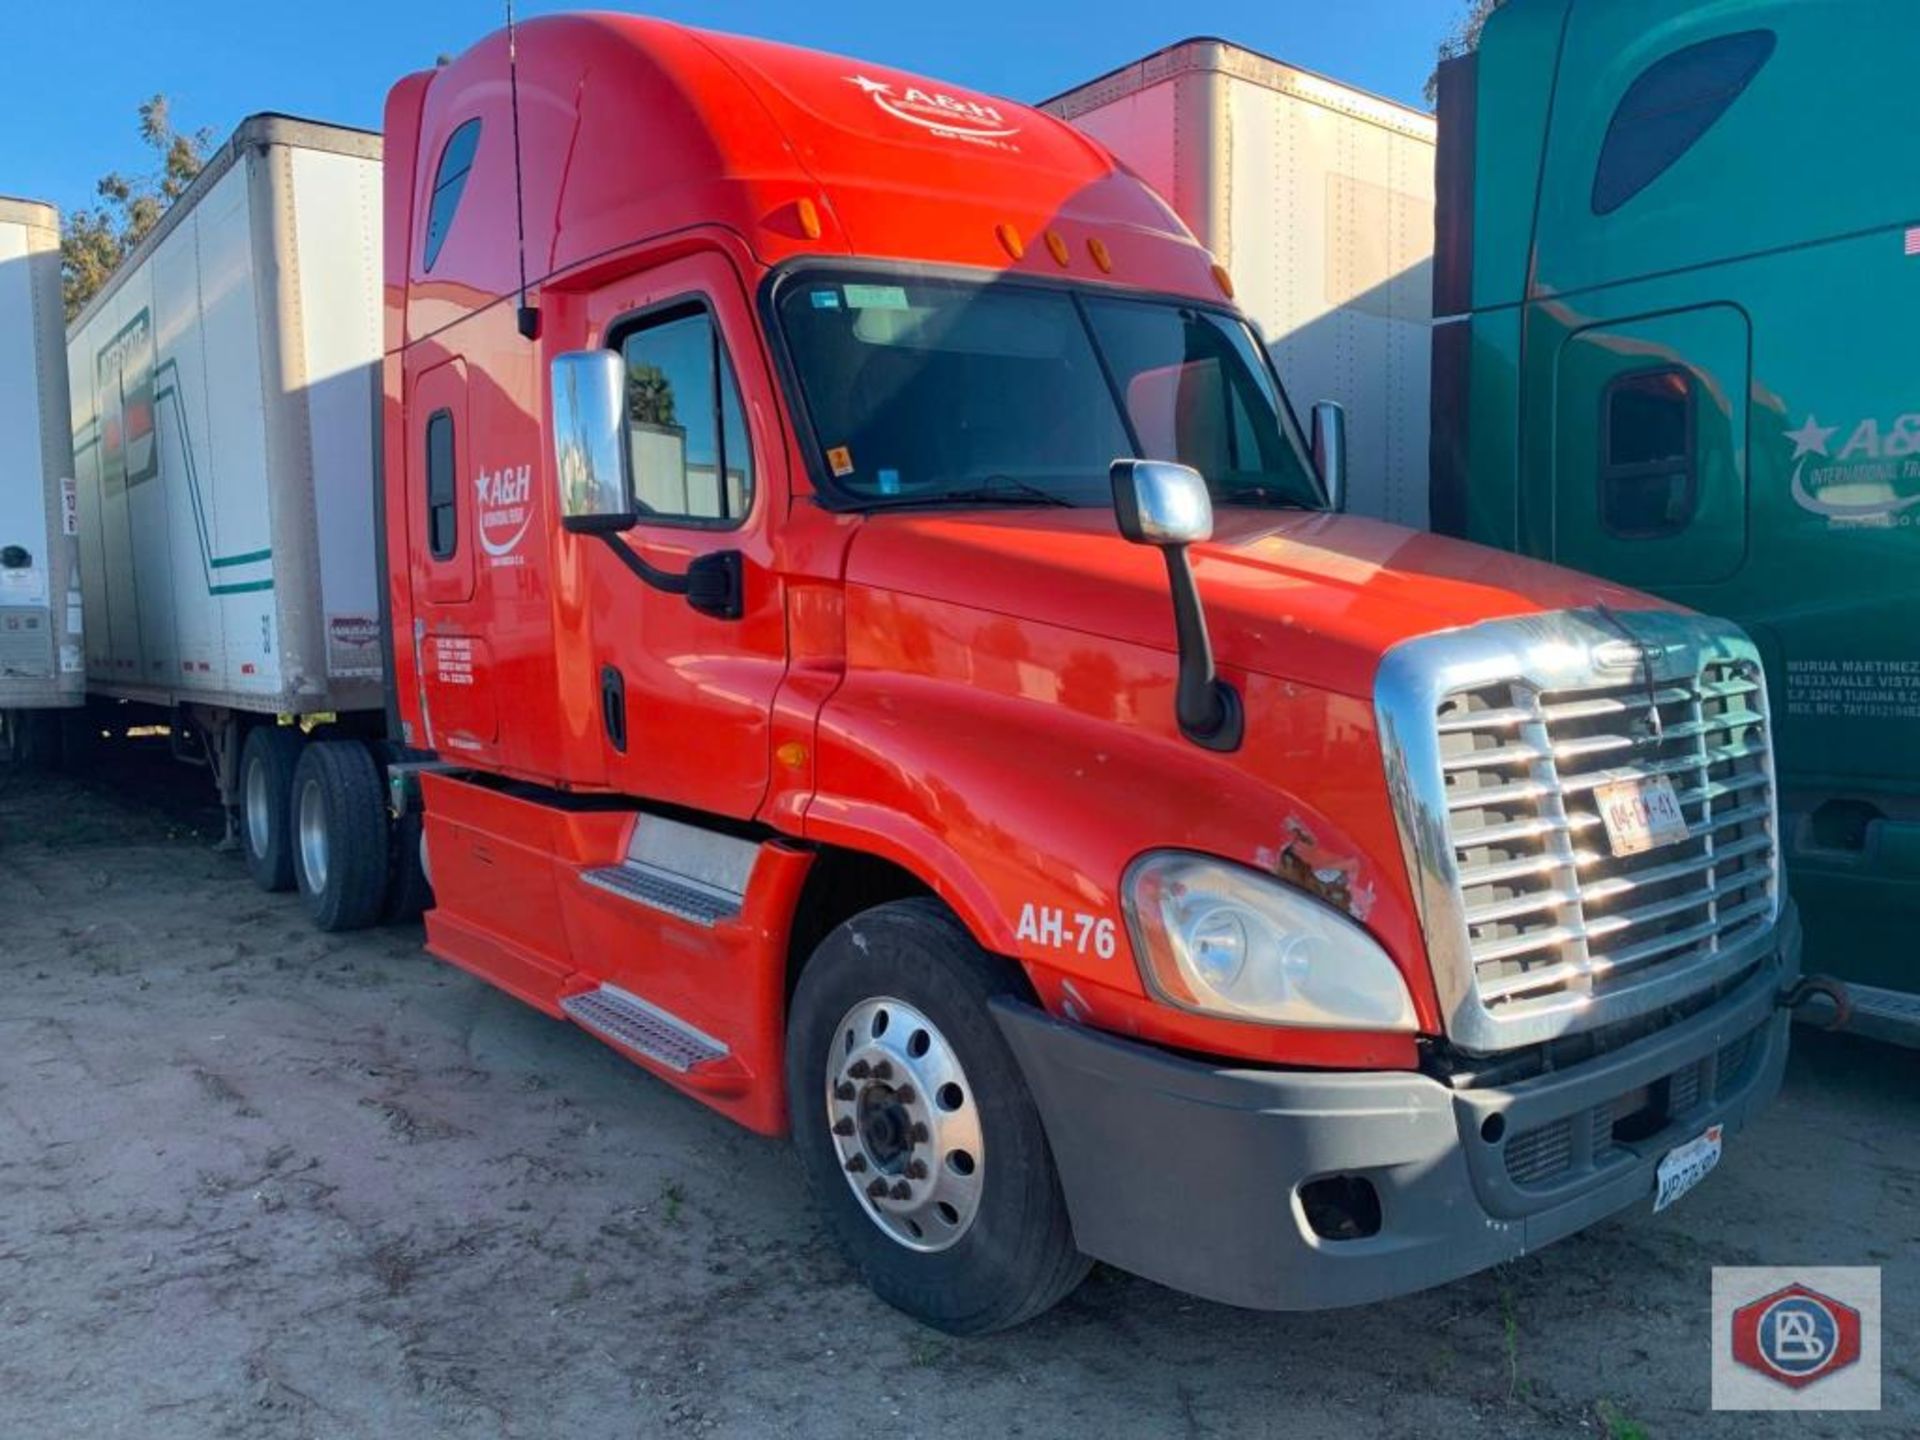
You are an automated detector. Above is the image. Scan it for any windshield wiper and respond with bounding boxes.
[847,476,1078,513]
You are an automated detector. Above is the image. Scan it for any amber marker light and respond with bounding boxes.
[1045,229,1070,267]
[1210,261,1235,299]
[796,197,823,240]
[776,741,808,769]
[1088,236,1113,273]
[995,222,1025,260]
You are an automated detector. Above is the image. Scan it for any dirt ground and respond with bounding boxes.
[0,752,1912,1440]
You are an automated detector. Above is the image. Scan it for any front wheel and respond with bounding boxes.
[787,899,1090,1334]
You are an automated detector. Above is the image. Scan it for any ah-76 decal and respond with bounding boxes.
[1016,903,1119,959]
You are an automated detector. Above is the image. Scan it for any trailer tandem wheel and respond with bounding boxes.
[239,724,306,892]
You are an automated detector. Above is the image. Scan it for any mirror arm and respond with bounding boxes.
[597,535,743,620]
[1163,545,1244,752]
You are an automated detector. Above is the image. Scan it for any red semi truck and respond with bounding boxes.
[142,14,1805,1331]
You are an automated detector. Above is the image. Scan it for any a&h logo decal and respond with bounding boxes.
[476,463,534,564]
[1785,409,1920,526]
[1713,1267,1880,1411]
[844,73,1020,148]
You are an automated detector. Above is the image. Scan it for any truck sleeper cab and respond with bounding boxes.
[370,15,1799,1332]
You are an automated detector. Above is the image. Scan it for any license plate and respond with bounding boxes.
[1595,774,1690,857]
[1653,1123,1723,1213]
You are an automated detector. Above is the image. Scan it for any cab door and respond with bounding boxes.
[406,354,500,758]
[1545,304,1751,593]
[586,254,788,820]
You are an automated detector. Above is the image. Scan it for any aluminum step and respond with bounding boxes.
[561,985,729,1072]
[1818,982,1920,1050]
[581,860,741,926]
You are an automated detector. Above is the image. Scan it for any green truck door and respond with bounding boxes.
[1546,305,1750,592]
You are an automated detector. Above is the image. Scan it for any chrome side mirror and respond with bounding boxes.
[1311,400,1347,513]
[1109,458,1241,753]
[1110,459,1214,546]
[551,350,635,534]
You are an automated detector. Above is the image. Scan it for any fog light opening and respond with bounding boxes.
[1299,1174,1382,1242]
[1480,1112,1507,1144]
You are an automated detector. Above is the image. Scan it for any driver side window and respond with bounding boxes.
[619,305,753,525]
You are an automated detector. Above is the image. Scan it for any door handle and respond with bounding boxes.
[600,665,627,753]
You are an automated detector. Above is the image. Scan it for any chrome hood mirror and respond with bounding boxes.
[1110,458,1214,546]
[1109,458,1242,753]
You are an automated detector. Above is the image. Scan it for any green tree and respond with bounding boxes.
[1426,0,1507,105]
[61,95,211,320]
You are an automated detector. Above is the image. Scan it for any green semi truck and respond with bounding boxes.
[1433,0,1917,1043]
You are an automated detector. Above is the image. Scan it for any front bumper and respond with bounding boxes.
[993,904,1800,1312]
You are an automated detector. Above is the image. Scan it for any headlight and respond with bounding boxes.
[1123,851,1417,1031]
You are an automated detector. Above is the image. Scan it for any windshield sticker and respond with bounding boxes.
[826,446,855,478]
[810,289,841,309]
[876,468,901,496]
[844,74,1021,151]
[844,284,910,312]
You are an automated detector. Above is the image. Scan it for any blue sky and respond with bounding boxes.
[3,0,1455,222]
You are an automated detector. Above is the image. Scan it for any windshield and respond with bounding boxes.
[775,271,1323,511]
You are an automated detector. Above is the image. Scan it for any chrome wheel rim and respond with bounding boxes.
[245,756,272,858]
[296,777,329,893]
[827,996,984,1253]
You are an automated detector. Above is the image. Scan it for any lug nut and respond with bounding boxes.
[845,1155,867,1173]
[894,1085,916,1106]
[890,1181,912,1200]
[909,1122,929,1144]
[868,1178,890,1200]
[832,1117,855,1136]
[848,1060,871,1080]
[834,1081,856,1102]
[871,1060,894,1081]
[906,1160,928,1180]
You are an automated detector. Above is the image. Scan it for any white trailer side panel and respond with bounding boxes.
[0,199,82,706]
[289,147,384,683]
[66,116,383,715]
[1045,41,1437,528]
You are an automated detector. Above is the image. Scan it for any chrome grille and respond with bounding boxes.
[1438,659,1776,1018]
[1376,611,1785,1053]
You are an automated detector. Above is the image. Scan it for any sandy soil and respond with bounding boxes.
[0,754,1912,1439]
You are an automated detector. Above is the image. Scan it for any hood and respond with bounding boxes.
[844,507,1676,698]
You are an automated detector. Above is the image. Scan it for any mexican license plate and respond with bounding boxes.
[1595,773,1690,857]
[1653,1124,1723,1213]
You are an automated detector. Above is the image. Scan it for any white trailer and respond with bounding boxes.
[1044,39,1437,528]
[65,115,386,829]
[0,197,83,735]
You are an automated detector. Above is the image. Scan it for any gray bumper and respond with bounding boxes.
[993,905,1800,1312]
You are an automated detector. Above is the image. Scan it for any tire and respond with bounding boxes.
[239,724,305,892]
[289,739,390,932]
[384,810,435,923]
[787,898,1090,1334]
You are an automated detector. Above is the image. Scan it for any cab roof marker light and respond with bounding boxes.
[1045,230,1071,267]
[995,222,1025,260]
[1088,236,1113,273]
[796,197,823,241]
[1210,262,1235,299]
